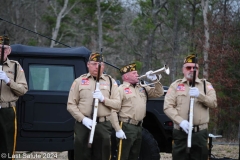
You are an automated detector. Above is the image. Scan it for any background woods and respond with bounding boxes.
[1,0,240,140]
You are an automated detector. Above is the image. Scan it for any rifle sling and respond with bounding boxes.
[14,63,17,82]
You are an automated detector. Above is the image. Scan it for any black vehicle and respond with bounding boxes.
[9,44,173,160]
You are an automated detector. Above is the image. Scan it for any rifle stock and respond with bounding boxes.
[88,48,103,148]
[187,54,197,153]
[88,83,100,148]
[187,98,194,153]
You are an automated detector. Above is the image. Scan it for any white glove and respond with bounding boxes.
[180,120,189,134]
[82,117,94,130]
[116,129,127,139]
[0,71,10,84]
[93,89,104,102]
[146,70,157,81]
[189,87,199,97]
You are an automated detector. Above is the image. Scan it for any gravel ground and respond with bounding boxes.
[12,144,239,160]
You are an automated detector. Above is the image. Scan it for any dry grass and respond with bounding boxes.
[14,144,239,160]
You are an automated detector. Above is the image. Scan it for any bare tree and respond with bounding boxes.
[143,0,167,72]
[97,0,103,51]
[171,0,180,82]
[96,0,121,51]
[48,0,79,48]
[201,0,209,79]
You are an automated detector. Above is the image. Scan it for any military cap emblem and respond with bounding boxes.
[89,52,104,62]
[0,35,10,45]
[184,54,197,64]
[120,63,137,75]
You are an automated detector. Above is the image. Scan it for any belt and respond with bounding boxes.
[96,115,111,123]
[119,117,142,126]
[174,123,208,133]
[0,102,11,108]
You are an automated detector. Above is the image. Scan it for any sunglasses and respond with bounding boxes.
[0,46,9,49]
[185,66,198,71]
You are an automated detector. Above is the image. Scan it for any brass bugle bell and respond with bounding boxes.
[138,65,170,79]
[138,65,170,87]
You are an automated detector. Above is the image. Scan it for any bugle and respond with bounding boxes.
[138,65,170,87]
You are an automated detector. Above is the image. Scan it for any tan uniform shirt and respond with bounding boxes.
[163,77,217,128]
[0,58,28,107]
[111,81,164,131]
[67,73,121,122]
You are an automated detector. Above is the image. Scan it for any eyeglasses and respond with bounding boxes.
[185,66,198,71]
[89,62,104,66]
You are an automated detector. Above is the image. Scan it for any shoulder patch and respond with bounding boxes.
[19,66,24,72]
[70,81,76,91]
[207,84,214,90]
[113,80,118,86]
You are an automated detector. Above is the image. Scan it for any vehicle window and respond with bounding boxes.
[29,64,74,91]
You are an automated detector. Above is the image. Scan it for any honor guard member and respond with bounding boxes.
[163,54,217,160]
[0,35,28,159]
[67,52,121,160]
[111,63,164,160]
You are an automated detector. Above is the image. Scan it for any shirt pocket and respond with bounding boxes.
[79,85,92,99]
[139,91,147,103]
[176,91,187,111]
[100,84,110,98]
[123,93,136,113]
[125,93,136,103]
[6,70,15,80]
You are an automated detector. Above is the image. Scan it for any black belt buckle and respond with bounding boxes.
[192,125,200,133]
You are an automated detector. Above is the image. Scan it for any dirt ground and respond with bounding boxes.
[13,144,239,160]
[160,144,239,160]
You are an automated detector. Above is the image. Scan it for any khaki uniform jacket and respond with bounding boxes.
[163,77,217,128]
[0,58,28,107]
[67,73,121,122]
[111,81,164,131]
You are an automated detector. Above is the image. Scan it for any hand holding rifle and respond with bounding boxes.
[93,88,104,102]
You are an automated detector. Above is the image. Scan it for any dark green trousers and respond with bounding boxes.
[0,107,17,160]
[172,129,208,160]
[117,122,142,160]
[74,121,112,160]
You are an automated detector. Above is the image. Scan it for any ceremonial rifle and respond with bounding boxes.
[88,48,103,148]
[0,31,6,97]
[187,54,198,153]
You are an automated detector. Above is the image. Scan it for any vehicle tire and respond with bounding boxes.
[68,150,74,160]
[138,128,160,160]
